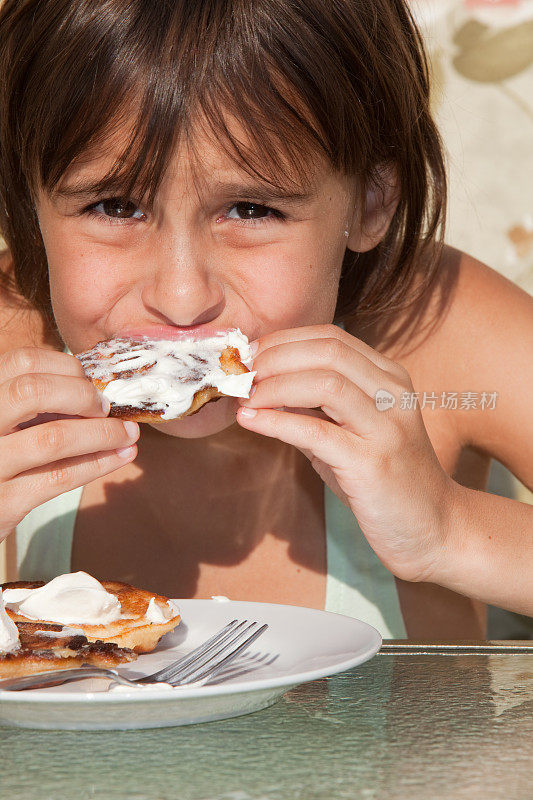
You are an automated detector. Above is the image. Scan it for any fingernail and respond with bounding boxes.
[239,407,258,419]
[123,421,139,439]
[249,340,259,356]
[116,445,136,459]
[248,384,256,398]
[100,394,111,415]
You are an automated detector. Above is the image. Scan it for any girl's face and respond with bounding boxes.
[35,122,356,438]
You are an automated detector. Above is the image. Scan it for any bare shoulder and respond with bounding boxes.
[0,250,59,354]
[439,247,532,334]
[380,247,532,487]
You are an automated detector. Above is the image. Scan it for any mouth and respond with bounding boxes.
[115,325,238,341]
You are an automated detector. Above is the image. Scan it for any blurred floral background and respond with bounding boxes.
[412,0,533,297]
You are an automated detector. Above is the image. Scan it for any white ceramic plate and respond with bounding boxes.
[0,599,381,730]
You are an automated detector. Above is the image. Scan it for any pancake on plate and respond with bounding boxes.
[2,574,181,655]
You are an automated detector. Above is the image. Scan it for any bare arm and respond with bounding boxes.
[425,254,533,614]
[428,487,533,615]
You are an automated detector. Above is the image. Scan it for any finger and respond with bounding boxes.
[0,373,108,435]
[252,337,396,399]
[3,445,138,530]
[0,347,86,385]
[237,406,361,472]
[0,418,139,480]
[242,369,377,433]
[17,412,85,431]
[252,324,401,375]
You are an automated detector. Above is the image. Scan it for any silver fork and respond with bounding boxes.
[0,619,268,692]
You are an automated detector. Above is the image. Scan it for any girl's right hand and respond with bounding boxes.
[0,347,140,543]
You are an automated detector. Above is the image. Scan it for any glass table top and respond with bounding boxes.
[1,648,532,800]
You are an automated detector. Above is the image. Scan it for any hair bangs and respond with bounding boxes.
[35,1,333,209]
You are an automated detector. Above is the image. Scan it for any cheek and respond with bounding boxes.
[49,253,112,332]
[243,232,343,330]
[44,229,127,339]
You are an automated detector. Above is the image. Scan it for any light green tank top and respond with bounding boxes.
[15,484,406,638]
[16,327,406,637]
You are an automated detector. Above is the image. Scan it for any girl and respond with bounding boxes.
[0,0,531,639]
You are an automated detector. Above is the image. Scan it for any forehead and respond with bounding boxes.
[161,118,335,202]
[57,111,345,204]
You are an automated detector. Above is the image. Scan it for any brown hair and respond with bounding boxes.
[0,0,446,327]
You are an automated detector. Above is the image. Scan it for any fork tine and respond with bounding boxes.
[160,621,259,684]
[172,623,269,686]
[142,619,240,683]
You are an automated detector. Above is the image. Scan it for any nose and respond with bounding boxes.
[141,232,225,328]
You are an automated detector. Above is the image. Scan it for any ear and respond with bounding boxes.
[346,164,399,253]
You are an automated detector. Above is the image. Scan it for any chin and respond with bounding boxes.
[147,396,240,439]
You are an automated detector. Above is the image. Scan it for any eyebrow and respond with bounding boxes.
[53,178,317,206]
[209,181,317,206]
[53,180,132,201]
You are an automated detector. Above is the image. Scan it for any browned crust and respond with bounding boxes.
[2,580,44,590]
[0,651,90,679]
[14,621,87,651]
[0,622,138,679]
[0,643,137,679]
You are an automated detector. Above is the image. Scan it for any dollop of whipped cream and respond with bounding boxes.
[145,597,180,624]
[2,572,122,626]
[78,329,256,419]
[0,589,20,654]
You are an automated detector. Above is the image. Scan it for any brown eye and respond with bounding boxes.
[97,198,144,219]
[228,202,276,220]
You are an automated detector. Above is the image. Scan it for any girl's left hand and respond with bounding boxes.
[236,324,456,584]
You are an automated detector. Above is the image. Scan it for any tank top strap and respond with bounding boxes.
[16,486,82,581]
[324,485,407,638]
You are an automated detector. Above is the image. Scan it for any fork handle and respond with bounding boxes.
[0,667,121,691]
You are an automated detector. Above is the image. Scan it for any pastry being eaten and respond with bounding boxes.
[2,573,181,655]
[77,328,256,422]
[0,621,137,679]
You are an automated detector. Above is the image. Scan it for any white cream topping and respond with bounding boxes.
[145,597,180,624]
[108,681,175,693]
[0,589,20,654]
[3,572,122,626]
[210,595,231,602]
[34,627,86,638]
[78,329,256,420]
